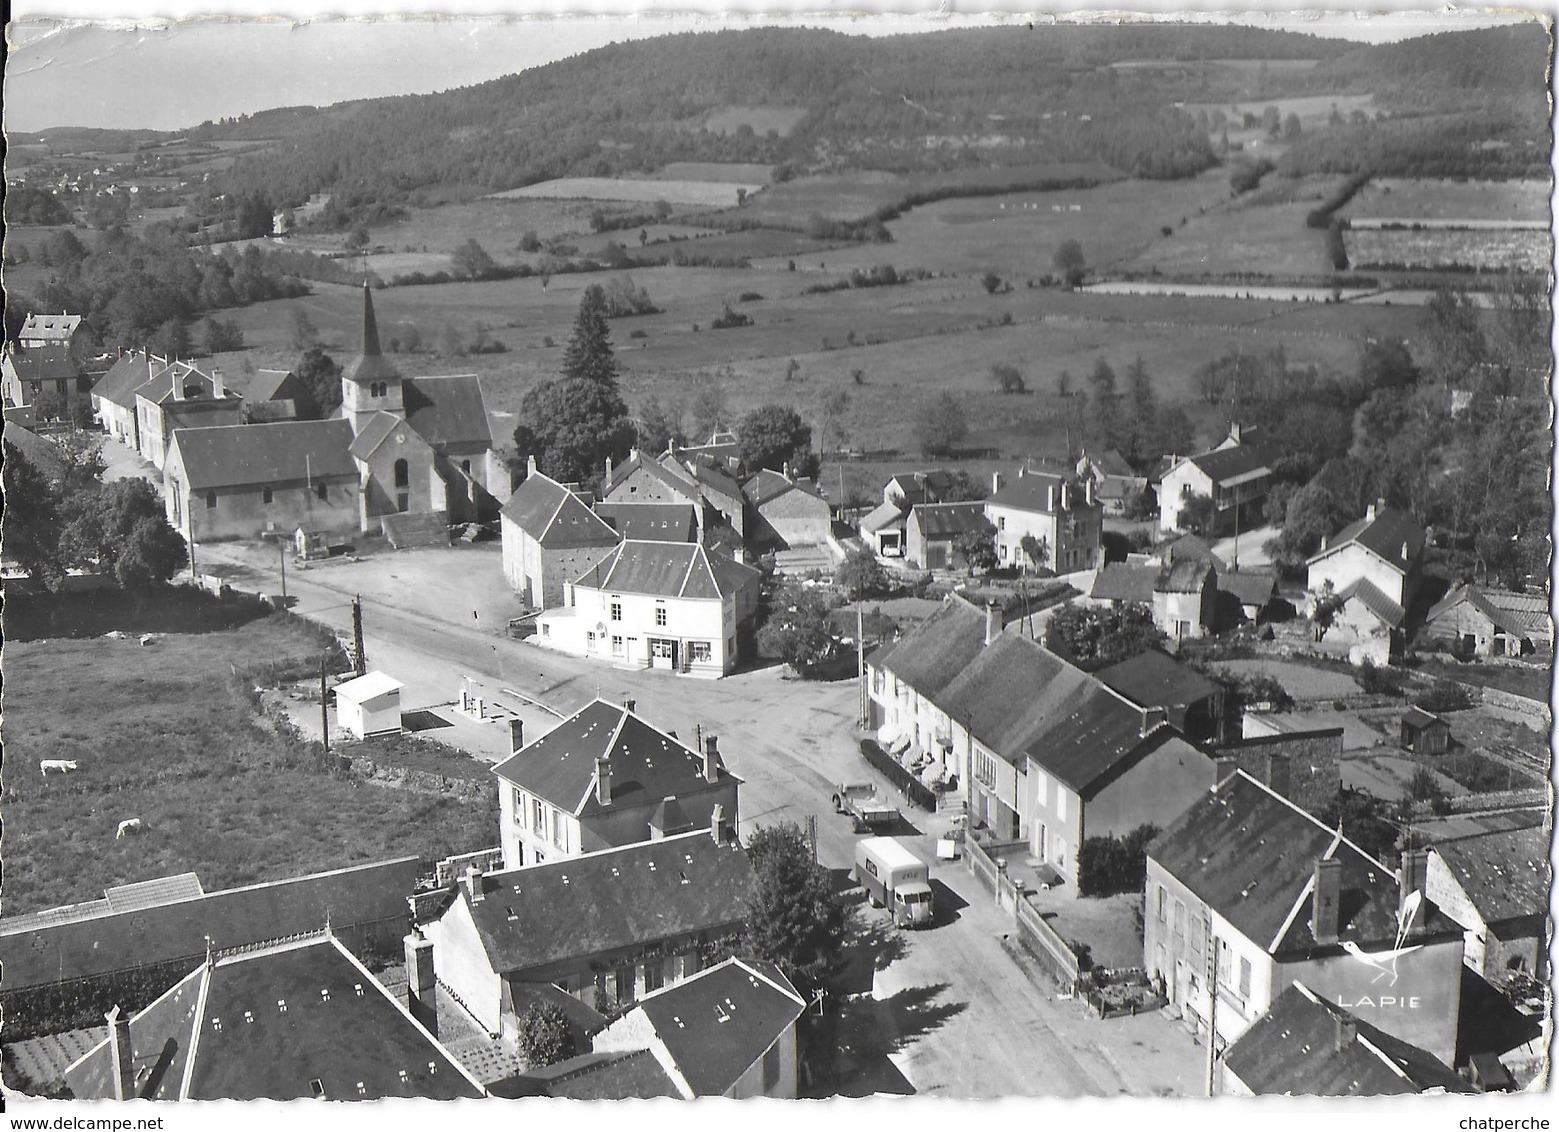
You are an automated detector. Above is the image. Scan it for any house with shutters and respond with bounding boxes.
[986,468,1104,573]
[500,462,621,610]
[1090,558,1218,641]
[491,698,741,869]
[868,594,997,760]
[135,363,245,470]
[421,828,756,1033]
[63,936,484,1101]
[1145,770,1465,1065]
[92,349,169,445]
[536,540,761,677]
[1159,423,1272,535]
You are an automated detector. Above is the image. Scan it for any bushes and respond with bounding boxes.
[710,303,753,330]
[1415,679,1476,714]
[1356,659,1410,697]
[1077,824,1158,898]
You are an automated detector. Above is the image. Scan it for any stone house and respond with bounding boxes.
[499,463,620,610]
[985,469,1103,573]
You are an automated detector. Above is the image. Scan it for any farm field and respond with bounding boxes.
[655,161,776,182]
[1,616,499,917]
[1345,227,1551,273]
[1342,177,1551,224]
[490,176,760,208]
[374,196,617,257]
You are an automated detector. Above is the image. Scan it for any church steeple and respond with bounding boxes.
[341,281,404,434]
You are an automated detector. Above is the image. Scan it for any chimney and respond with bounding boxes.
[605,455,613,481]
[783,461,792,482]
[703,735,718,781]
[1139,706,1167,736]
[404,928,438,1036]
[465,865,485,903]
[107,1005,135,1101]
[1401,541,1410,562]
[526,454,538,478]
[1334,1014,1357,1052]
[622,697,636,714]
[668,437,677,457]
[508,717,524,755]
[1311,858,1342,944]
[211,367,224,399]
[1266,752,1292,799]
[1365,499,1379,523]
[1229,421,1242,445]
[992,471,1004,494]
[1084,477,1095,507]
[1214,755,1239,783]
[171,374,185,401]
[1397,849,1428,936]
[596,756,612,805]
[984,600,1001,645]
[1047,484,1056,511]
[1060,481,1071,510]
[710,802,725,844]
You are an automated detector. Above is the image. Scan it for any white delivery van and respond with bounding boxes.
[854,837,935,929]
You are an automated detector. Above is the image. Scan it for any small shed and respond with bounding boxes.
[334,671,404,739]
[1400,706,1450,755]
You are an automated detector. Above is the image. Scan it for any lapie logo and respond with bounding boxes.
[1338,890,1424,988]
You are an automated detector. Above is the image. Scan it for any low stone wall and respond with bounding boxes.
[1481,686,1549,726]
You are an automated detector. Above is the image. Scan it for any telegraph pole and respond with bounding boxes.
[857,605,867,727]
[352,595,366,676]
[1203,910,1219,1097]
[319,655,330,756]
[279,542,288,602]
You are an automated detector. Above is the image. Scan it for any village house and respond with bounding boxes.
[858,499,911,557]
[1220,982,1472,1097]
[1074,448,1148,515]
[1424,820,1550,985]
[985,469,1103,573]
[19,311,89,352]
[421,828,756,1035]
[499,461,621,610]
[536,540,760,677]
[743,466,832,552]
[594,500,700,543]
[164,420,361,542]
[135,363,245,470]
[1090,558,1217,641]
[1158,423,1272,535]
[1208,727,1343,819]
[223,366,313,422]
[587,957,806,1098]
[1096,648,1227,743]
[1424,584,1554,657]
[905,501,989,570]
[491,698,740,868]
[602,449,743,543]
[91,349,168,446]
[63,935,485,1101]
[868,595,996,757]
[1145,771,1466,1065]
[1307,500,1427,614]
[2,341,93,417]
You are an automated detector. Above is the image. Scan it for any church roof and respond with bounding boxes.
[341,283,401,386]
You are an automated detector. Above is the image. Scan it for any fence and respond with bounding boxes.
[1015,894,1084,991]
[858,739,939,811]
[1481,686,1549,726]
[435,847,506,887]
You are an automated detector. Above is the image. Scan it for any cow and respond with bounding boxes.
[40,760,79,775]
[116,818,144,839]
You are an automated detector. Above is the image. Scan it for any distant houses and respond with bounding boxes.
[1159,423,1272,536]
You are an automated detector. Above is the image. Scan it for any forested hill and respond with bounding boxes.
[206,24,1363,204]
[1313,24,1550,95]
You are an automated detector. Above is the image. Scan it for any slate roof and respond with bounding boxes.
[859,500,909,533]
[63,938,483,1101]
[347,410,418,460]
[1220,569,1278,607]
[744,468,825,508]
[574,541,758,600]
[634,957,805,1097]
[4,343,81,383]
[0,858,419,991]
[491,699,737,820]
[1148,772,1455,957]
[2,425,68,481]
[1022,684,1186,795]
[878,595,992,702]
[886,470,955,505]
[1337,577,1406,630]
[1159,558,1212,594]
[169,420,359,491]
[1223,982,1471,1096]
[1309,506,1427,575]
[678,454,746,506]
[1091,562,1160,603]
[1097,649,1223,710]
[1182,443,1272,485]
[22,313,83,342]
[492,1050,678,1099]
[340,282,401,387]
[1427,585,1553,642]
[460,831,755,977]
[594,501,698,542]
[402,375,493,450]
[938,635,1093,765]
[228,368,300,404]
[501,472,619,548]
[1159,533,1227,572]
[92,351,165,410]
[136,362,234,407]
[1431,825,1551,927]
[910,501,988,538]
[988,472,1083,514]
[603,450,698,501]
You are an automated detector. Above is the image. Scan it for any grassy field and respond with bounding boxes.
[1,617,498,916]
[1342,178,1550,224]
[491,176,761,207]
[1345,228,1551,273]
[656,161,776,182]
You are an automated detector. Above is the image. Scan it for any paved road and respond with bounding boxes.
[195,540,1207,1097]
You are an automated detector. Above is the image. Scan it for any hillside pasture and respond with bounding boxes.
[1341,177,1550,224]
[1,617,498,916]
[490,176,761,208]
[1345,227,1551,274]
[655,161,776,183]
[375,197,607,257]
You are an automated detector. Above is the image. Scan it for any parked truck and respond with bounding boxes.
[853,837,935,929]
[832,782,900,833]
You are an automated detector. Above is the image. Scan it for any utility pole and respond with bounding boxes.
[352,595,366,676]
[279,541,288,602]
[319,655,330,756]
[857,605,867,727]
[1203,910,1219,1097]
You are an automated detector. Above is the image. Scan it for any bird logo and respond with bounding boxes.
[1340,890,1424,986]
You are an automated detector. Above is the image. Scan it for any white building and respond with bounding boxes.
[1306,500,1427,611]
[985,469,1103,573]
[334,671,404,738]
[1159,423,1272,535]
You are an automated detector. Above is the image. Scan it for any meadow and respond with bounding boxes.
[1345,227,1551,274]
[1,617,499,916]
[491,176,762,208]
[1341,178,1550,224]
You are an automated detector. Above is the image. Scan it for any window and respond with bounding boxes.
[761,1042,782,1092]
[587,631,596,646]
[552,814,567,852]
[690,641,712,664]
[1238,957,1252,998]
[643,961,664,995]
[263,487,273,505]
[206,491,218,510]
[1156,886,1166,923]
[1056,790,1067,820]
[532,798,545,836]
[513,789,525,818]
[610,602,622,622]
[393,458,410,488]
[316,482,328,501]
[997,517,1005,530]
[655,605,668,627]
[611,635,624,656]
[541,624,550,638]
[1173,899,1186,939]
[974,749,997,789]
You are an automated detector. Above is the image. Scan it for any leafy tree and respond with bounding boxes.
[1264,458,1371,573]
[981,271,1002,295]
[915,392,967,457]
[288,305,319,350]
[344,226,370,252]
[519,229,542,253]
[1044,602,1168,669]
[742,822,847,996]
[1359,337,1419,392]
[1123,484,1158,522]
[636,395,684,454]
[1078,824,1159,898]
[149,318,191,359]
[1053,240,1087,287]
[737,405,813,475]
[513,377,635,487]
[1056,368,1072,398]
[202,317,246,354]
[1124,355,1157,463]
[1019,533,1051,571]
[112,516,190,590]
[1,440,67,589]
[818,389,851,454]
[953,519,998,574]
[1261,105,1282,135]
[514,1002,575,1068]
[991,363,1026,395]
[1088,358,1121,451]
[836,546,889,600]
[757,584,838,676]
[450,238,499,281]
[942,470,988,503]
[687,376,728,443]
[561,284,618,387]
[61,479,186,588]
[1282,112,1303,140]
[1319,789,1401,867]
[236,191,274,239]
[1177,491,1217,537]
[292,347,342,420]
[32,389,66,422]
